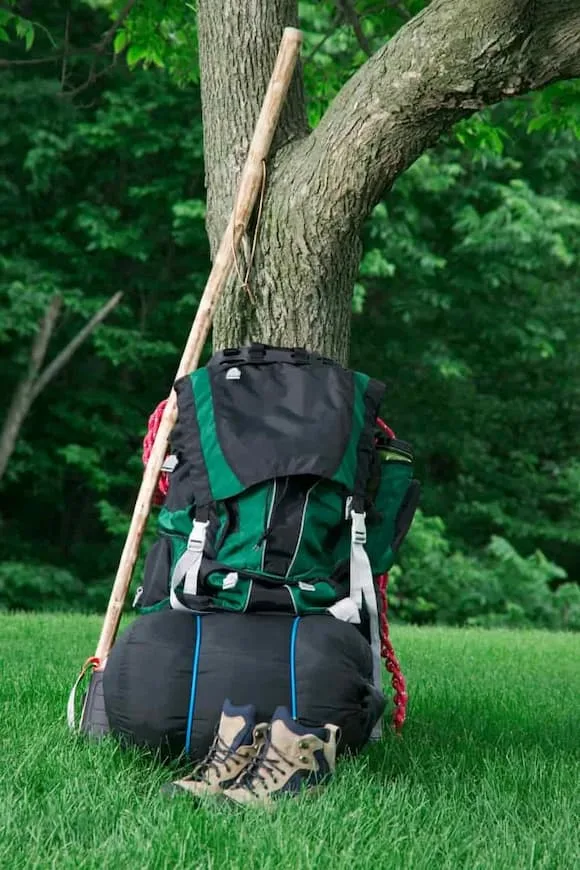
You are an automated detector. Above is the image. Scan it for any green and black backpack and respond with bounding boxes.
[134,344,420,691]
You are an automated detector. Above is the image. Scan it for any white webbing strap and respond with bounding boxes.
[67,657,99,730]
[169,520,208,613]
[327,596,360,623]
[349,511,368,611]
[67,671,84,730]
[330,510,383,740]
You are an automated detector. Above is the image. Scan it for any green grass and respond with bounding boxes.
[1,615,579,870]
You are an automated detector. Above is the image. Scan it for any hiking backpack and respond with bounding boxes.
[134,344,420,694]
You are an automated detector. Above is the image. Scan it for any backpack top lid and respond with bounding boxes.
[172,344,385,508]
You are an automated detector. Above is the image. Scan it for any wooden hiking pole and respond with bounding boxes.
[68,26,303,733]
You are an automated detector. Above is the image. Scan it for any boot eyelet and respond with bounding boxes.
[298,740,309,749]
[299,755,308,763]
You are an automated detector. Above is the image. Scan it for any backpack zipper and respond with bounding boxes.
[259,479,278,570]
[132,586,144,608]
[284,480,320,578]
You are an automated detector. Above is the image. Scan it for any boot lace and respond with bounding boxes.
[188,732,248,782]
[236,735,305,795]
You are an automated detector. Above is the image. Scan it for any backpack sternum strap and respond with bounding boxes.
[349,510,369,612]
[169,513,210,612]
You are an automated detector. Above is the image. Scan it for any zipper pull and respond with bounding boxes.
[254,529,270,549]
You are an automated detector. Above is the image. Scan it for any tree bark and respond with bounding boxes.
[198,0,580,364]
[0,291,123,486]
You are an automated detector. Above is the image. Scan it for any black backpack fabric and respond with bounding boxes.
[103,609,386,761]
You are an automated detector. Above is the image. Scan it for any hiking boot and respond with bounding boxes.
[222,706,339,807]
[161,699,268,798]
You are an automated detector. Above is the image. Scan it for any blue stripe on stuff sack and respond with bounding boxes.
[289,616,301,719]
[185,615,202,755]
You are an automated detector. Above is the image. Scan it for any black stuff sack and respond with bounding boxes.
[102,609,385,761]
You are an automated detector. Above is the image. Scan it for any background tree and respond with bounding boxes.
[0,291,121,484]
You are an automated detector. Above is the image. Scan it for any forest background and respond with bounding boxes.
[1,0,579,630]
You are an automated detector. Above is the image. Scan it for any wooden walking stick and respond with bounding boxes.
[68,26,303,734]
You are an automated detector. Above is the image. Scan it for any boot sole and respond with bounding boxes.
[160,781,223,801]
[220,782,329,810]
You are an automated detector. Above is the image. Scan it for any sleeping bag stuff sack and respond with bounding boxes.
[103,609,386,761]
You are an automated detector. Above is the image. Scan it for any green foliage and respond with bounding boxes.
[525,82,580,138]
[0,2,38,51]
[455,114,509,156]
[351,109,580,587]
[0,17,209,588]
[390,512,575,630]
[0,562,84,611]
[112,0,199,85]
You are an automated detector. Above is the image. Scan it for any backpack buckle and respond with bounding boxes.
[350,511,367,545]
[161,454,178,473]
[248,344,267,360]
[290,347,309,364]
[187,520,208,551]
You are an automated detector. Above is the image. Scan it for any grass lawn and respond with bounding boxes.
[0,614,578,870]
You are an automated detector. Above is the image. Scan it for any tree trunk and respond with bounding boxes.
[197,0,580,364]
[0,294,62,484]
[198,0,360,364]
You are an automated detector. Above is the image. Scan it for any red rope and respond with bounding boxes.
[142,399,169,505]
[142,404,408,729]
[377,572,408,731]
[376,416,408,731]
[376,416,395,439]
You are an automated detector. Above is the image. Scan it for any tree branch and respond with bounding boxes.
[93,0,136,54]
[28,294,64,380]
[0,291,122,485]
[0,293,62,484]
[0,0,135,91]
[305,9,344,63]
[0,54,62,67]
[30,291,123,401]
[337,0,373,56]
[371,1,412,21]
[59,54,118,100]
[289,0,580,232]
[60,11,70,90]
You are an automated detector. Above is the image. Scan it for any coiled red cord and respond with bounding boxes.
[142,399,169,505]
[377,571,408,731]
[375,416,408,731]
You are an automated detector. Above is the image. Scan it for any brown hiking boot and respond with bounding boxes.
[222,706,339,807]
[161,700,267,798]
